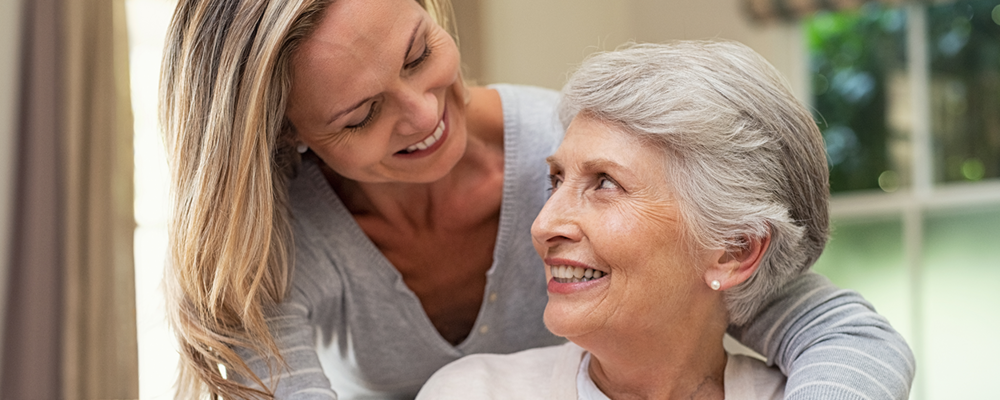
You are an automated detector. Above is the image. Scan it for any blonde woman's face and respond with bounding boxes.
[286,0,466,183]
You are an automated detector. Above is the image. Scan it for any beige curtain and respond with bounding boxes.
[2,0,138,398]
[60,0,138,398]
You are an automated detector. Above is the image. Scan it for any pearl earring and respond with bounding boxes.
[710,280,721,291]
[297,142,308,154]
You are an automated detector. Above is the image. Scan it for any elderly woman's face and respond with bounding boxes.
[286,0,466,184]
[531,115,709,340]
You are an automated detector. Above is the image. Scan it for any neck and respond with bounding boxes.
[578,295,729,400]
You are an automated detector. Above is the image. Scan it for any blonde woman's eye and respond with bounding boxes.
[405,42,431,70]
[345,102,379,131]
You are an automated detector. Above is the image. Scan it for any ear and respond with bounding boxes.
[703,230,771,291]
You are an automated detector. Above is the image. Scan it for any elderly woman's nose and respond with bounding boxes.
[531,192,583,245]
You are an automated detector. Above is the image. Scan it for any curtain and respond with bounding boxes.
[744,0,908,21]
[2,0,138,398]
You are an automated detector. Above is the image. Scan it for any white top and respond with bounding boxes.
[576,353,609,400]
[417,342,785,399]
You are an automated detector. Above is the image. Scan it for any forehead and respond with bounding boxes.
[287,0,425,122]
[553,115,663,167]
[302,0,418,52]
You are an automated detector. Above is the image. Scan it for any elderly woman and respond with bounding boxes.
[161,0,914,397]
[417,41,909,399]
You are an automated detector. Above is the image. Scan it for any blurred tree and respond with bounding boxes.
[927,1,1000,183]
[806,0,1000,192]
[806,4,907,193]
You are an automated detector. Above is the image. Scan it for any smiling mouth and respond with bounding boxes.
[550,265,607,283]
[397,119,445,154]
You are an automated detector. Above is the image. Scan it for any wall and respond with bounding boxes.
[465,0,808,100]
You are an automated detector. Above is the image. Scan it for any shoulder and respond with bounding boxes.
[490,84,564,163]
[724,354,786,400]
[491,83,560,117]
[416,342,583,400]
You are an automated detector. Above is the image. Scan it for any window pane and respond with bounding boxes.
[806,6,910,193]
[812,217,912,339]
[921,206,1000,398]
[928,1,1000,183]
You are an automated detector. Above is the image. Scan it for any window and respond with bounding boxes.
[128,0,177,398]
[806,2,1000,399]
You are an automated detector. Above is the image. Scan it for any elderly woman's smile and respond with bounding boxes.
[549,264,606,283]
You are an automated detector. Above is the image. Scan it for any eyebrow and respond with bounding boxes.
[581,158,628,174]
[545,156,632,177]
[323,19,425,127]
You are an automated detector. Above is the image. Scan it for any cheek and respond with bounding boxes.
[594,203,678,268]
[314,134,389,172]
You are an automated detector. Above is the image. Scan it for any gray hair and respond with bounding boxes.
[559,40,829,325]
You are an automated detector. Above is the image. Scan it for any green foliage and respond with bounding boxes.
[806,4,906,193]
[806,1,1000,191]
[926,1,1000,183]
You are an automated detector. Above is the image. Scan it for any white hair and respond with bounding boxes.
[559,41,830,325]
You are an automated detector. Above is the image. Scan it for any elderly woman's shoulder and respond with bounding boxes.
[416,342,582,400]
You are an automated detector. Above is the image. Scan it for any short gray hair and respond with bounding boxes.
[559,41,829,325]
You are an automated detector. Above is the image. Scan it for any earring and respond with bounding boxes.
[297,142,308,154]
[710,280,721,291]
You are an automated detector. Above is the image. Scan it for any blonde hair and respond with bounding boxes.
[159,0,455,398]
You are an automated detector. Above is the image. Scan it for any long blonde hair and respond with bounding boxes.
[159,0,455,398]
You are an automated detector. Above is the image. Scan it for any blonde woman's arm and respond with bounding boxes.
[230,298,338,399]
[729,272,915,400]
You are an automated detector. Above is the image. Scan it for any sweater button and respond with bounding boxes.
[479,325,489,334]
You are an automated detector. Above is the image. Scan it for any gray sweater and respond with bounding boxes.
[234,84,915,399]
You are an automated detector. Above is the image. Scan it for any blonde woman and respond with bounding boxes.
[160,0,914,399]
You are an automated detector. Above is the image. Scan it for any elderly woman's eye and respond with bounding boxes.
[597,174,618,190]
[548,174,562,191]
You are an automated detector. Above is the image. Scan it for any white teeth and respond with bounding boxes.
[405,119,446,153]
[550,265,607,283]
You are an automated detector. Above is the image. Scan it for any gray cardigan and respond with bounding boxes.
[234,84,915,399]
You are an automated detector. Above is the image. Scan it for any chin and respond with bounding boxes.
[542,301,599,339]
[424,143,467,183]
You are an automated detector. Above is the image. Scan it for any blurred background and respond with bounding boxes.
[0,0,996,398]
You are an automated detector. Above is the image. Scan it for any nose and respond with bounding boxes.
[393,79,440,137]
[530,187,583,250]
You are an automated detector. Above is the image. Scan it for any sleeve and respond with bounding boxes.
[231,298,339,399]
[728,271,916,400]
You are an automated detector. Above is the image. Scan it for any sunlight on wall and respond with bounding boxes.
[127,0,177,398]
